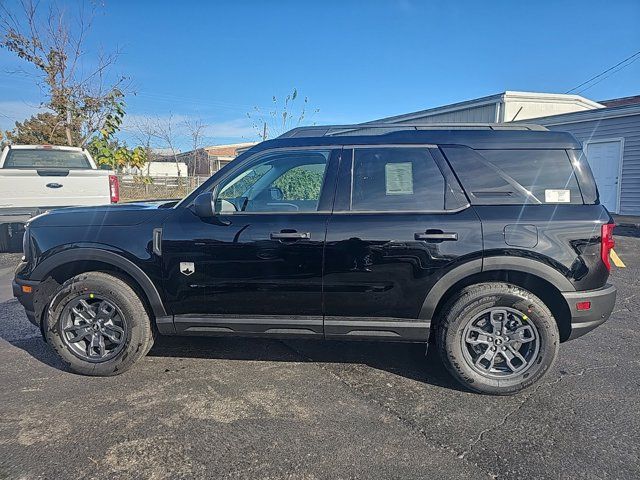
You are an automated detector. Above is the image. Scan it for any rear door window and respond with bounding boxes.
[442,147,583,205]
[3,149,91,169]
[350,147,446,211]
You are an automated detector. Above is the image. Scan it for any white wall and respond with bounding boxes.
[142,161,188,177]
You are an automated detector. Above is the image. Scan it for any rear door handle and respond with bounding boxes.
[270,232,311,240]
[414,232,458,241]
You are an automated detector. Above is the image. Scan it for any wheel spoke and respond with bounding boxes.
[65,325,92,343]
[490,309,507,335]
[501,346,528,372]
[506,325,535,345]
[474,347,497,372]
[71,307,92,322]
[465,326,493,345]
[88,333,106,358]
[102,324,124,344]
[98,301,117,320]
[78,299,96,319]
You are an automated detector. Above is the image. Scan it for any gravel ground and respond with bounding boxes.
[0,230,638,479]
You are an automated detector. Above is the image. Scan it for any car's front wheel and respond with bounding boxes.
[45,271,155,376]
[436,282,559,395]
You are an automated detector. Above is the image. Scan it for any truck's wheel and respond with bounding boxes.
[436,282,559,395]
[45,271,155,376]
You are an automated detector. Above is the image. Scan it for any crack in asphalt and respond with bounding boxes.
[457,362,627,461]
[281,336,639,480]
[279,340,497,479]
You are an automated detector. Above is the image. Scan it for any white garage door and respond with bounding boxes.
[584,139,623,213]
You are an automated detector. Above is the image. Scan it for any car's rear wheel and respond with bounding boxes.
[45,271,154,376]
[436,282,559,395]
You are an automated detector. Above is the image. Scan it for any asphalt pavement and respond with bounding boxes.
[0,232,639,480]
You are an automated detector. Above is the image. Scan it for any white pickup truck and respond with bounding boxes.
[0,145,119,250]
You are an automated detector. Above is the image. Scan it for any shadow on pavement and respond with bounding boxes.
[0,300,67,370]
[614,226,640,238]
[149,334,465,392]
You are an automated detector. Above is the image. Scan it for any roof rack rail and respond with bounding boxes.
[278,122,548,138]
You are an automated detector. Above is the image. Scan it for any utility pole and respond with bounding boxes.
[262,122,268,141]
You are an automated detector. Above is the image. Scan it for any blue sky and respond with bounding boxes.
[1,0,639,149]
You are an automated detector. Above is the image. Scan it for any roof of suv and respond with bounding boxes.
[254,123,581,151]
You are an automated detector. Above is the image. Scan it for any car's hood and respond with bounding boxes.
[28,201,175,227]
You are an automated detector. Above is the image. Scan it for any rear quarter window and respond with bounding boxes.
[3,149,91,169]
[442,147,583,205]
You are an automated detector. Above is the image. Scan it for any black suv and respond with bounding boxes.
[13,124,616,394]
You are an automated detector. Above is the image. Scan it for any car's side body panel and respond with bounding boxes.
[476,204,612,291]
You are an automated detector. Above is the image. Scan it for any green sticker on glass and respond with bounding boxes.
[385,162,413,195]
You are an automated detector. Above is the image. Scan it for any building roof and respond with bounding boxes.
[599,95,640,108]
[370,91,604,124]
[204,142,257,157]
[519,103,640,126]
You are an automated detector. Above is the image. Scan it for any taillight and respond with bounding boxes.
[600,222,615,271]
[109,175,120,203]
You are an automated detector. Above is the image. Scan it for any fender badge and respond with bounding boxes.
[180,262,195,276]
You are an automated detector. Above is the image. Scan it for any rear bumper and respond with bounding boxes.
[563,284,616,340]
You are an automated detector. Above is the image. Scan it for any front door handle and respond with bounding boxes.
[270,231,311,241]
[415,231,458,241]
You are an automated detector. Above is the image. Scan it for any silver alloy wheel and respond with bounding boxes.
[461,307,540,378]
[60,295,128,362]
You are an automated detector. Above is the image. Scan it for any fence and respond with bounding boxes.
[118,175,209,202]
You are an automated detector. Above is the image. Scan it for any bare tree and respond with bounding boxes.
[150,114,182,176]
[248,88,319,140]
[128,116,158,176]
[184,118,208,175]
[0,0,128,146]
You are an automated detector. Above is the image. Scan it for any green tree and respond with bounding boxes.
[88,101,147,172]
[4,112,81,145]
[273,165,324,200]
[0,1,128,147]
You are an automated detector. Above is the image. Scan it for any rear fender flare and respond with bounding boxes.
[419,256,575,320]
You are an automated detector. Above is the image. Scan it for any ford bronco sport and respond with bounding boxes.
[13,124,616,394]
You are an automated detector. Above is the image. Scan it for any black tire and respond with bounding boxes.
[436,282,559,395]
[45,271,155,376]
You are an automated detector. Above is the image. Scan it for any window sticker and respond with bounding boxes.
[385,162,414,195]
[545,189,571,203]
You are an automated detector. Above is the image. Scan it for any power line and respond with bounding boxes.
[577,55,640,95]
[565,49,640,94]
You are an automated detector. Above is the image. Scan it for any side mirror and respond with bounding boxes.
[193,192,214,217]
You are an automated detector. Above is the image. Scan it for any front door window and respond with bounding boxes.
[216,150,330,213]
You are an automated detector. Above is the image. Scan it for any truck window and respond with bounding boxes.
[442,147,583,205]
[3,149,91,169]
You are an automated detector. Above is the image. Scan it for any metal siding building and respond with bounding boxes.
[375,91,602,124]
[529,104,640,216]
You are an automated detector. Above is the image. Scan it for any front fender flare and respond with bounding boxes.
[30,248,167,318]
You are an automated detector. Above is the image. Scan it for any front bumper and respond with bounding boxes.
[13,276,40,327]
[563,284,616,340]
